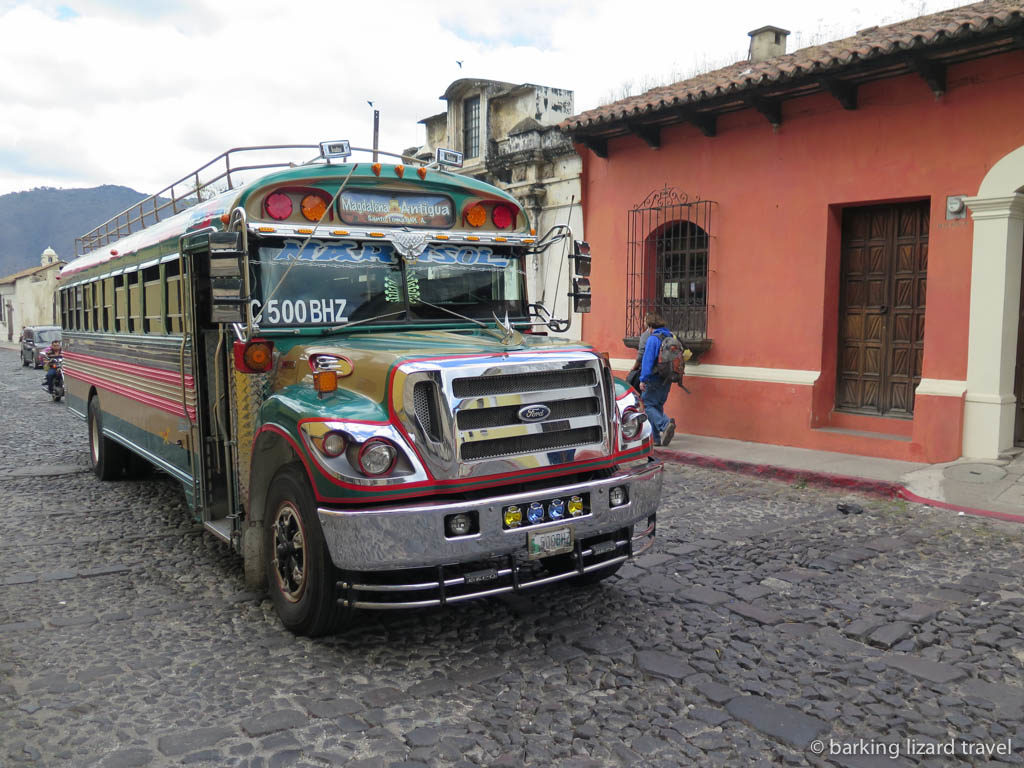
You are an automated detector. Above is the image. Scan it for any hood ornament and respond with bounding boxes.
[492,310,522,346]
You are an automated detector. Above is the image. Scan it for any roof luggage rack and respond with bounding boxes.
[74,143,429,256]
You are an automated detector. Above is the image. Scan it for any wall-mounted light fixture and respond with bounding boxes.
[946,195,967,220]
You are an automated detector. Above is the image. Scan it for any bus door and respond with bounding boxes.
[181,231,246,542]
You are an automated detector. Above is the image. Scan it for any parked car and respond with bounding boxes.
[20,326,61,368]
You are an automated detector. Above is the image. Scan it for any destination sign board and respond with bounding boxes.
[339,191,454,228]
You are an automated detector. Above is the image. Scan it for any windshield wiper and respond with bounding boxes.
[410,299,523,344]
[319,310,406,334]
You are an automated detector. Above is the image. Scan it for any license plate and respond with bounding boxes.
[527,526,574,559]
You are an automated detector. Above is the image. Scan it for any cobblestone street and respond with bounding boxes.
[2,347,1024,768]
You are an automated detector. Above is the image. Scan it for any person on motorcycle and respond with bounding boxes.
[43,339,63,395]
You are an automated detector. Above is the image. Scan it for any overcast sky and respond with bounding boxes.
[0,0,964,197]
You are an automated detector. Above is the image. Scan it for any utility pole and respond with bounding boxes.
[372,109,379,162]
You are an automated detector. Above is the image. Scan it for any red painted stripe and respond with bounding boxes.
[898,488,1024,525]
[657,447,1024,526]
[66,368,196,421]
[255,423,649,504]
[64,350,195,388]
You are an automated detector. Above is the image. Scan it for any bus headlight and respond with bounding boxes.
[357,438,398,476]
[621,407,646,441]
[320,431,346,458]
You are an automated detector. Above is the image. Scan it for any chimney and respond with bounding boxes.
[747,26,790,63]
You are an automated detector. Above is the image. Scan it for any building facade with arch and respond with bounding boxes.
[562,2,1024,462]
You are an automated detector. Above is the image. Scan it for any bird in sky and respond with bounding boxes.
[456,60,463,68]
[367,100,374,107]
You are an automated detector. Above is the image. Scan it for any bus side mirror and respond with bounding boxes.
[185,231,246,324]
[570,277,591,313]
[571,240,591,277]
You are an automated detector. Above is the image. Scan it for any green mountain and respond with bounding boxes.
[0,186,151,276]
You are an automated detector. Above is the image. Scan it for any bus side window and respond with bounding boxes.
[89,281,99,331]
[128,270,141,334]
[114,274,127,333]
[60,289,68,329]
[104,278,115,331]
[74,286,84,330]
[143,265,163,334]
[166,259,183,334]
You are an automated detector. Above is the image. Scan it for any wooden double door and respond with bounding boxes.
[837,201,928,418]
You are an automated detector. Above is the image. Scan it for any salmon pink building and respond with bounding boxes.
[561,0,1024,463]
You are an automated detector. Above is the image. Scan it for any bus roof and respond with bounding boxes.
[62,145,530,283]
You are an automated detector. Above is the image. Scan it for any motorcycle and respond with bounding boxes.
[42,356,64,402]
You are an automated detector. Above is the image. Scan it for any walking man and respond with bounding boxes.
[635,312,675,446]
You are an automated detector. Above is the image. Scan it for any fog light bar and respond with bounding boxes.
[548,498,565,520]
[504,505,522,528]
[527,502,545,525]
[609,485,628,508]
[446,513,473,537]
[568,496,585,516]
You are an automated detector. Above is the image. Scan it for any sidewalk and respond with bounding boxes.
[657,433,1024,524]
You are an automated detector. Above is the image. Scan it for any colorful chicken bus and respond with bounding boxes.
[58,142,662,635]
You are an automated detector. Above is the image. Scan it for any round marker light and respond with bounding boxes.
[548,498,565,520]
[357,438,397,476]
[446,513,472,537]
[568,496,585,517]
[527,502,545,525]
[465,204,487,228]
[492,204,515,229]
[504,506,522,528]
[320,431,346,458]
[242,341,273,372]
[265,192,293,220]
[300,194,327,222]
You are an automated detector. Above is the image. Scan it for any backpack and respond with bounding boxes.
[655,330,687,384]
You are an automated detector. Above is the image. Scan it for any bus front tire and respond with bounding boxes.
[264,465,344,637]
[88,397,126,481]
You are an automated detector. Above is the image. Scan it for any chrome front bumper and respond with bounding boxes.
[317,458,662,572]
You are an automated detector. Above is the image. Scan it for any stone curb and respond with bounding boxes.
[654,447,1024,526]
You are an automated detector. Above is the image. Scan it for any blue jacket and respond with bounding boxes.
[640,327,672,383]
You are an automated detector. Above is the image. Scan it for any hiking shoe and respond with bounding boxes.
[661,419,676,446]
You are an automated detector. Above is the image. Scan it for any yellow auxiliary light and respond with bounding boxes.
[503,506,523,528]
[568,496,584,517]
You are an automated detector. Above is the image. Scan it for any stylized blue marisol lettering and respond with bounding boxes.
[316,243,359,262]
[360,244,397,264]
[272,241,305,261]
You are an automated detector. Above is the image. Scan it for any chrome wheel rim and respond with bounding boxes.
[271,502,307,603]
[90,412,100,466]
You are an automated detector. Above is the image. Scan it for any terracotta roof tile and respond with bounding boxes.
[562,0,1024,133]
[0,262,62,285]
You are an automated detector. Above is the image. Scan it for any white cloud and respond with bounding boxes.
[0,0,966,196]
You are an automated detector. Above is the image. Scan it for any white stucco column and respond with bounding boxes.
[962,193,1024,458]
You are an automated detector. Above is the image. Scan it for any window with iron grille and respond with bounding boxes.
[463,96,480,159]
[625,186,714,349]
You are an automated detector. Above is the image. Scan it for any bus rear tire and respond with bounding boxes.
[88,396,126,481]
[125,451,152,479]
[264,464,344,637]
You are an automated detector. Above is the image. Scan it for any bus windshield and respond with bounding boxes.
[253,239,527,328]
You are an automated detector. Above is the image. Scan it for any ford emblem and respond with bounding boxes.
[518,404,551,423]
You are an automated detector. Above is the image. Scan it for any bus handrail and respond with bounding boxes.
[74,144,428,257]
